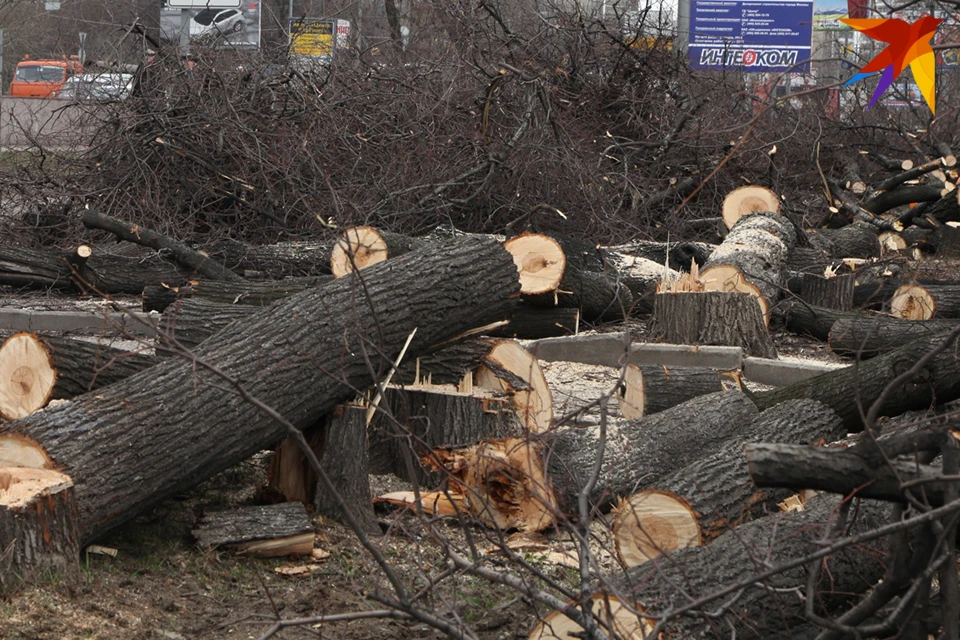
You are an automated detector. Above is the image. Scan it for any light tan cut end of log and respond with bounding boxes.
[0,332,57,421]
[503,234,566,295]
[890,283,935,320]
[427,437,557,532]
[878,232,907,253]
[617,363,645,421]
[0,467,73,508]
[475,340,553,433]
[944,155,958,168]
[721,185,781,230]
[902,159,914,170]
[235,532,315,558]
[374,490,466,516]
[613,490,702,569]
[76,245,93,259]
[529,594,656,640]
[0,433,54,469]
[330,226,390,278]
[699,265,770,322]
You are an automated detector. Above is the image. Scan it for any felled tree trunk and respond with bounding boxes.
[613,399,844,568]
[799,273,855,310]
[485,304,580,340]
[751,329,960,430]
[0,333,157,419]
[330,226,425,278]
[604,253,679,310]
[202,238,334,277]
[192,502,315,558]
[700,211,798,316]
[189,276,332,306]
[774,299,853,341]
[0,467,80,594]
[617,363,741,420]
[525,262,634,321]
[650,291,776,358]
[809,220,881,259]
[891,283,960,320]
[0,236,521,545]
[829,315,960,358]
[158,299,255,349]
[721,185,781,229]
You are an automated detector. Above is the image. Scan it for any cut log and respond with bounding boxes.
[157,298,256,349]
[751,329,960,430]
[616,363,741,420]
[890,283,936,320]
[502,233,566,295]
[189,276,332,306]
[82,209,241,282]
[202,238,334,277]
[721,185,781,229]
[0,332,157,409]
[774,299,851,341]
[0,467,80,593]
[605,240,714,271]
[650,291,776,358]
[396,338,553,434]
[528,593,653,640]
[191,502,314,558]
[0,333,56,420]
[936,222,960,257]
[613,399,845,567]
[603,494,889,639]
[526,267,634,322]
[329,226,424,278]
[0,235,521,545]
[367,386,526,485]
[604,253,680,309]
[485,305,579,340]
[829,315,960,358]
[798,272,855,310]
[809,221,881,259]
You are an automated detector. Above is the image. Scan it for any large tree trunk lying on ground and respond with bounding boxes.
[613,399,845,568]
[603,495,890,639]
[774,299,857,341]
[0,467,80,594]
[651,291,776,358]
[144,276,334,313]
[616,363,741,420]
[485,304,579,340]
[751,329,960,430]
[829,315,960,358]
[890,282,960,320]
[700,211,798,317]
[0,332,157,419]
[158,298,255,349]
[808,220,881,259]
[432,391,758,531]
[0,236,521,545]
[202,238,334,277]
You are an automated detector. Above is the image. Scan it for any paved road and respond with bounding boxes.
[0,96,92,148]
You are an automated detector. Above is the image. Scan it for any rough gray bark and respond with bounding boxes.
[189,276,332,305]
[0,236,520,545]
[903,283,960,318]
[774,299,854,341]
[611,495,889,639]
[201,239,334,277]
[158,298,257,349]
[651,291,776,358]
[526,266,634,322]
[829,315,960,358]
[543,391,759,511]
[485,305,579,340]
[799,273,855,310]
[751,330,960,430]
[809,221,881,259]
[315,406,378,534]
[627,365,734,416]
[648,400,845,540]
[192,502,313,550]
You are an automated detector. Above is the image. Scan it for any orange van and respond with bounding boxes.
[10,56,84,98]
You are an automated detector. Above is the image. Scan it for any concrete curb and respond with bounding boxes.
[526,334,845,387]
[0,308,157,337]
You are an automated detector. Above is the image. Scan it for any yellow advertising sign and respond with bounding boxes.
[291,20,334,57]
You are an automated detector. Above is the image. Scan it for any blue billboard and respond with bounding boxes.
[689,0,814,71]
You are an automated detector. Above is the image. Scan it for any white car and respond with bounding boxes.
[189,8,246,40]
[57,73,135,100]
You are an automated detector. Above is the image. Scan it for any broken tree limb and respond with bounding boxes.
[0,235,521,545]
[0,467,80,594]
[746,442,948,505]
[613,399,845,567]
[751,330,960,430]
[81,209,241,282]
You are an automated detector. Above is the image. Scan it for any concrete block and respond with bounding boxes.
[629,343,743,370]
[0,309,156,337]
[742,357,844,387]
[526,334,630,367]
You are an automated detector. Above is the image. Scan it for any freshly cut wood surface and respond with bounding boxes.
[373,490,466,516]
[192,502,314,558]
[0,467,80,592]
[528,594,653,640]
[475,340,553,433]
[0,333,56,420]
[613,490,701,567]
[890,283,935,320]
[721,185,780,229]
[0,434,52,469]
[503,233,566,295]
[329,226,422,277]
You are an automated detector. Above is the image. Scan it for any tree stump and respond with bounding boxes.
[650,291,776,358]
[799,272,855,311]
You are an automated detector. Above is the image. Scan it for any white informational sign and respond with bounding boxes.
[161,0,261,48]
[166,0,242,8]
